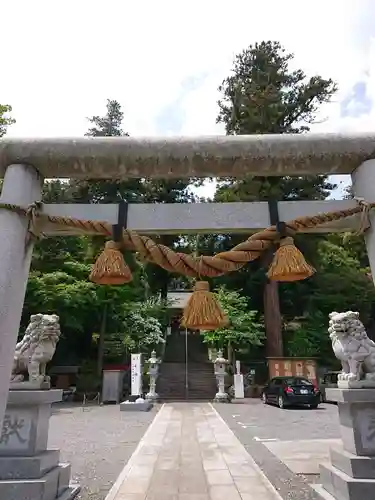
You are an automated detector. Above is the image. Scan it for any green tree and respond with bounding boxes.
[310,239,375,321]
[0,104,15,137]
[201,287,264,369]
[85,99,128,137]
[215,41,337,356]
[283,313,329,359]
[72,99,202,299]
[95,297,170,363]
[32,180,88,273]
[23,267,99,364]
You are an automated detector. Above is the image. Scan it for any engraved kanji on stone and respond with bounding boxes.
[0,414,27,445]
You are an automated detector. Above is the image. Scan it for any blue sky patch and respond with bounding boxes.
[340,80,373,118]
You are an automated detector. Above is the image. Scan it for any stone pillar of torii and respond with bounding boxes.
[0,133,374,428]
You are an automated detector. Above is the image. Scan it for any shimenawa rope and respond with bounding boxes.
[0,200,373,279]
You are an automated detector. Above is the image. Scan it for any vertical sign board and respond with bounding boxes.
[131,353,142,396]
[234,361,244,399]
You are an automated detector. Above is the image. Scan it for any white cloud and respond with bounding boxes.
[1,0,374,200]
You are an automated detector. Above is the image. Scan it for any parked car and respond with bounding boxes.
[261,376,321,409]
[319,371,339,403]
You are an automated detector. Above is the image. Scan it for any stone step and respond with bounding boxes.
[330,446,375,479]
[159,373,215,378]
[320,462,375,500]
[158,373,215,378]
[159,390,216,393]
[57,463,72,497]
[0,466,60,500]
[158,377,216,382]
[158,376,216,381]
[157,361,217,400]
[0,449,60,480]
[158,378,215,384]
[159,397,215,402]
[159,365,214,371]
[158,392,212,396]
[310,484,336,500]
[57,484,81,499]
[0,459,78,500]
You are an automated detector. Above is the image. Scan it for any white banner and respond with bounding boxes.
[131,353,142,396]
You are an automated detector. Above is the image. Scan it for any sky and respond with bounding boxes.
[1,0,375,199]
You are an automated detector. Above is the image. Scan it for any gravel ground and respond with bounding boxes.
[48,403,158,500]
[214,400,341,500]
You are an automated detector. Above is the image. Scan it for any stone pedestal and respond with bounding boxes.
[0,390,80,500]
[312,388,375,500]
[145,378,159,402]
[119,401,153,412]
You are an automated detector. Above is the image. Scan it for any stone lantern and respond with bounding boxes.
[146,350,160,401]
[213,349,229,402]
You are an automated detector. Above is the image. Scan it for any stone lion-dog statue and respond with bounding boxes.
[11,313,61,389]
[329,311,375,386]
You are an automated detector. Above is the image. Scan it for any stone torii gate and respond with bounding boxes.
[0,132,375,427]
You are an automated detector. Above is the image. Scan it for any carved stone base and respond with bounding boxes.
[338,380,375,389]
[145,392,159,402]
[313,388,375,499]
[0,390,80,500]
[10,379,51,391]
[119,401,153,412]
[214,392,229,403]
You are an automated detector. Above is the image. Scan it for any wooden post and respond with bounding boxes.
[264,280,283,357]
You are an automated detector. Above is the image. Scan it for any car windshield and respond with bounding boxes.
[285,378,312,386]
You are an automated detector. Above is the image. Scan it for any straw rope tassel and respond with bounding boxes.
[181,280,229,331]
[267,236,315,282]
[89,240,133,285]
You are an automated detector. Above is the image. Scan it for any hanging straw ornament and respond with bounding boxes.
[89,240,133,285]
[267,236,315,282]
[181,280,229,331]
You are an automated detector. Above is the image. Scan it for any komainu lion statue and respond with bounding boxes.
[11,313,61,388]
[329,311,375,384]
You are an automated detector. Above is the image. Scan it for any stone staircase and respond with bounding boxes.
[157,361,217,401]
[157,331,217,401]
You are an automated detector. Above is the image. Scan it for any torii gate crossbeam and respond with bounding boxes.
[0,132,375,178]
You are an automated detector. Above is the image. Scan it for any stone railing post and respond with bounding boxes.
[0,164,42,428]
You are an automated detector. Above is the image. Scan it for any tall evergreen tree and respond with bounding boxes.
[85,99,127,137]
[215,41,337,356]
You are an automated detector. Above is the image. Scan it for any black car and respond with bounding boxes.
[261,376,321,409]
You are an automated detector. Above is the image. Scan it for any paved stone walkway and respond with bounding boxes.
[107,403,281,500]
